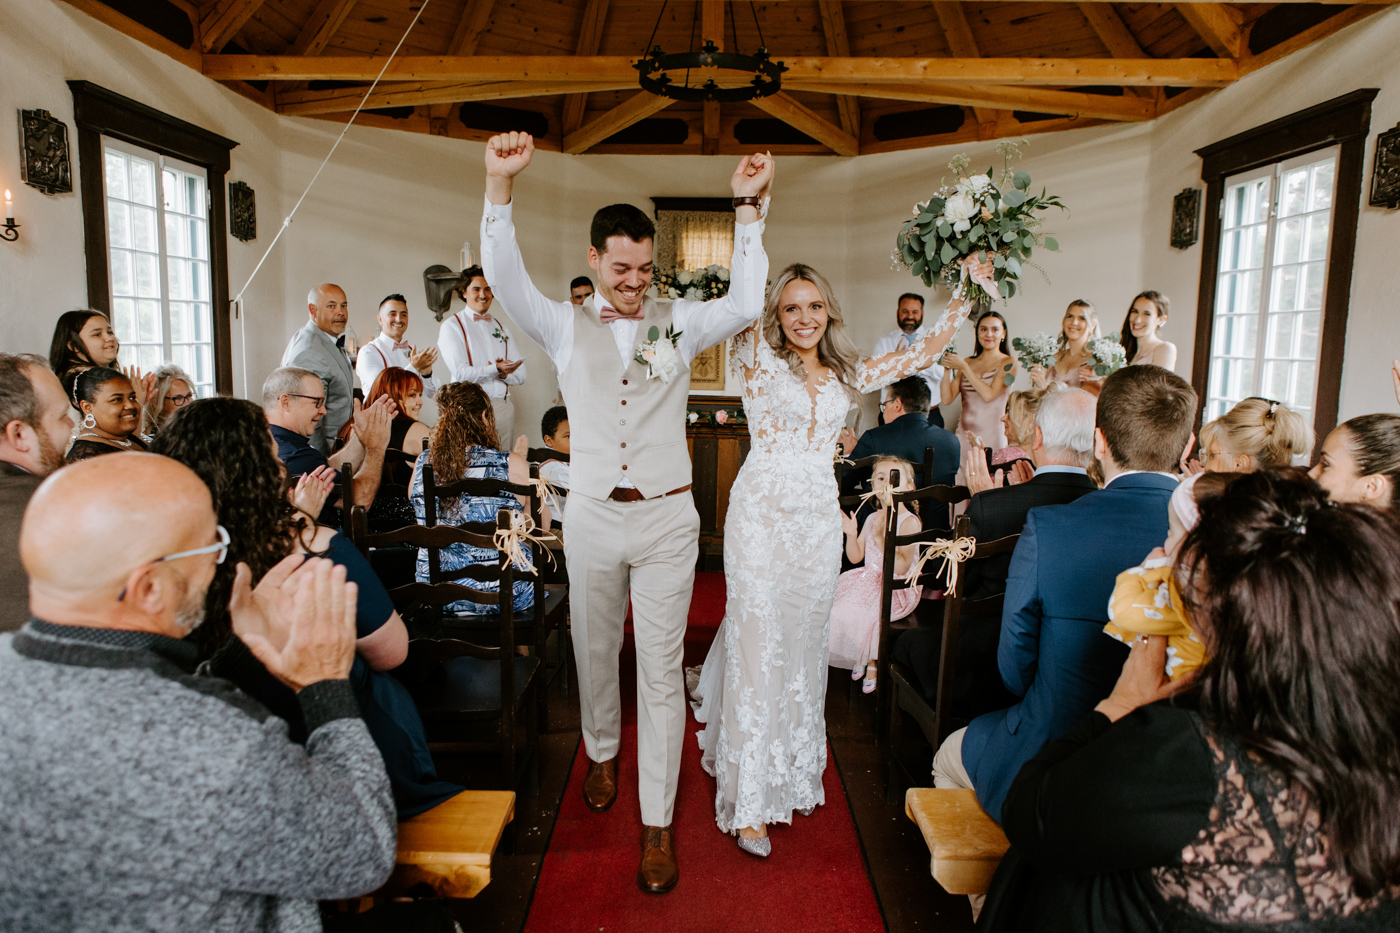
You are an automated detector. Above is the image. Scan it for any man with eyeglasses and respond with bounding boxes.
[0,452,396,928]
[263,367,395,526]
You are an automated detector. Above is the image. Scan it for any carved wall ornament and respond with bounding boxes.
[18,109,73,195]
[229,180,256,241]
[1369,122,1400,210]
[1171,187,1201,250]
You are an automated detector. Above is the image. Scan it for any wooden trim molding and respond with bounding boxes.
[651,197,734,216]
[69,81,240,394]
[1191,88,1378,450]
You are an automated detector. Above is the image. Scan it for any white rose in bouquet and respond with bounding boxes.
[685,287,702,300]
[966,174,993,193]
[677,270,692,285]
[716,267,730,281]
[943,191,977,233]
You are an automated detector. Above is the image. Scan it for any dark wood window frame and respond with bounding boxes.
[69,80,239,394]
[1191,88,1378,449]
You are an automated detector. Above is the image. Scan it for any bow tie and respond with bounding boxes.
[334,335,346,349]
[473,313,493,324]
[599,306,644,324]
[392,341,411,352]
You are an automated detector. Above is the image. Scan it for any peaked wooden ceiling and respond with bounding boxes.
[65,0,1390,155]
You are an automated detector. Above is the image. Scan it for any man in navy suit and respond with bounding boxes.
[932,366,1197,827]
[846,375,960,490]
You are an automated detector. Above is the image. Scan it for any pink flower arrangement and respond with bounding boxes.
[714,410,729,424]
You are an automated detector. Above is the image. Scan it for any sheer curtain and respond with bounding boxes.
[655,210,734,271]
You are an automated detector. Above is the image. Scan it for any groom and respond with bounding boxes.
[480,132,772,893]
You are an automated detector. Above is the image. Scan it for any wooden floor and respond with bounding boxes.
[350,643,974,933]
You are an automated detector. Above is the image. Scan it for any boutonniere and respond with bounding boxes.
[636,324,682,384]
[491,324,509,348]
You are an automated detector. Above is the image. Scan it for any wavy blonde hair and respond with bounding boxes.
[1200,397,1313,470]
[429,381,501,483]
[761,263,863,404]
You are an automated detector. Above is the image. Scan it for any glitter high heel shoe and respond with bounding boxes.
[737,834,771,858]
[797,806,815,817]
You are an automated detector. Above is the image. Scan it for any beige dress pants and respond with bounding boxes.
[490,397,515,447]
[563,491,699,828]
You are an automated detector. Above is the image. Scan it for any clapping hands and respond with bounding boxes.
[409,345,437,376]
[229,555,359,692]
[351,395,397,453]
[290,465,337,521]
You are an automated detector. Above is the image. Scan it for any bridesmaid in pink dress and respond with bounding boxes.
[941,309,1018,464]
[828,457,923,692]
[1030,299,1099,391]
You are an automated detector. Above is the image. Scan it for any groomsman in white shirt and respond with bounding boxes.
[569,275,595,306]
[438,266,527,442]
[872,292,945,428]
[356,294,439,398]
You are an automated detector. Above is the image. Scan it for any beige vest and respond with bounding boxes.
[559,299,692,499]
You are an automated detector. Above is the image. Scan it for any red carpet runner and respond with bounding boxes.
[523,573,885,933]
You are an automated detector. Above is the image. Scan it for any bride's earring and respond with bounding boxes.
[82,412,96,430]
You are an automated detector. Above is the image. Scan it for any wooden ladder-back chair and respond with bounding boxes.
[421,460,568,731]
[871,476,971,741]
[349,507,541,794]
[885,513,1020,803]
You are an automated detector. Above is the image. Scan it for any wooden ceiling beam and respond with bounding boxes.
[1077,2,1146,57]
[788,80,1154,122]
[278,79,636,116]
[199,0,267,53]
[750,93,860,156]
[564,91,676,155]
[57,0,202,69]
[930,2,998,128]
[446,0,496,56]
[203,55,1238,86]
[288,0,358,56]
[1175,3,1244,58]
[563,0,613,136]
[817,1,860,136]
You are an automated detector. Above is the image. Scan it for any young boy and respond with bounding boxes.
[540,405,569,524]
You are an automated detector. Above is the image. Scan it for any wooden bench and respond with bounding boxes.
[376,790,516,899]
[905,788,1009,895]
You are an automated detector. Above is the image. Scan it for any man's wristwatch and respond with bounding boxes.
[732,196,763,210]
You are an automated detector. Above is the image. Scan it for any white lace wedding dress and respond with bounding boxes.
[692,300,972,834]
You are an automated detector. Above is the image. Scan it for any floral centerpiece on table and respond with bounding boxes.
[1088,336,1128,377]
[1012,333,1059,373]
[654,264,730,301]
[893,141,1066,303]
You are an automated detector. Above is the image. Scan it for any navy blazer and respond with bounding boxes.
[961,472,1178,822]
[847,412,960,489]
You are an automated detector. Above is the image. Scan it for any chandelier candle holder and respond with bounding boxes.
[635,41,786,103]
[2,190,18,242]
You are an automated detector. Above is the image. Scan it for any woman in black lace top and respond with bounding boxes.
[978,469,1400,932]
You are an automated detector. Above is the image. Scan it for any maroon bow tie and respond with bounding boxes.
[392,341,411,351]
[599,306,644,324]
[473,313,493,324]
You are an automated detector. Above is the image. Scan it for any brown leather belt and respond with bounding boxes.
[608,483,692,503]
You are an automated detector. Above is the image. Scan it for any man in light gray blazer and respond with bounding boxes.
[282,283,356,454]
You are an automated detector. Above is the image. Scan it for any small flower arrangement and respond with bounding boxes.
[1012,333,1059,373]
[1088,335,1128,377]
[686,407,747,426]
[654,264,730,301]
[637,325,682,383]
[893,141,1066,303]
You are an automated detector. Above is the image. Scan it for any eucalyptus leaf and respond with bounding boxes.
[913,256,926,276]
[1044,236,1059,251]
[925,237,939,259]
[648,326,660,341]
[993,254,1006,268]
[938,222,952,238]
[1013,169,1031,190]
[1002,189,1026,208]
[940,242,957,264]
[970,224,984,240]
[918,213,935,224]
[1006,256,1021,277]
[1002,230,1017,243]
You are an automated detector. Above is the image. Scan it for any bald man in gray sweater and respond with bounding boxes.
[0,454,396,932]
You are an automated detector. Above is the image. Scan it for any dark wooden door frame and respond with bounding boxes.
[69,81,240,394]
[1190,88,1378,452]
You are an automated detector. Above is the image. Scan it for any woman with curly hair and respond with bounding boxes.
[151,397,462,818]
[979,469,1400,931]
[409,381,546,614]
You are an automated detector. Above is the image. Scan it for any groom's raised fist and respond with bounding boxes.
[731,151,774,199]
[486,132,534,178]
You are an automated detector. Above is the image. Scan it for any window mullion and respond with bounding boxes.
[154,155,174,363]
[1251,168,1281,397]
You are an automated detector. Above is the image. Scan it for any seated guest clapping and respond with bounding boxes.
[409,382,548,615]
[338,366,430,531]
[1196,396,1311,472]
[0,454,396,928]
[141,362,196,435]
[152,399,462,817]
[933,366,1195,832]
[67,367,148,461]
[840,375,960,505]
[980,470,1400,932]
[1310,413,1400,508]
[539,404,570,524]
[893,387,1098,719]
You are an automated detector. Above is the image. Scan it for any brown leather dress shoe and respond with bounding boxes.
[637,824,678,893]
[581,757,617,812]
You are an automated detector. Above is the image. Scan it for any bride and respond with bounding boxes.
[692,257,995,855]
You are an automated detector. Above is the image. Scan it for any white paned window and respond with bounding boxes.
[1205,146,1338,423]
[102,137,214,397]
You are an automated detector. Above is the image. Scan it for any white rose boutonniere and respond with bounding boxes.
[636,324,683,384]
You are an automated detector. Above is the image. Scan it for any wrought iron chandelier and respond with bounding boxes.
[635,2,787,104]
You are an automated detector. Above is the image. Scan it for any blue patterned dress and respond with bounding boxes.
[409,445,535,614]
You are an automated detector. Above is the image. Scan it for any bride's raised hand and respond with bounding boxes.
[959,254,997,292]
[485,132,534,178]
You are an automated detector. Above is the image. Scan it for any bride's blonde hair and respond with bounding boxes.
[762,263,863,404]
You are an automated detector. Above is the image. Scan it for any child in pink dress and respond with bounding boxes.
[828,457,924,693]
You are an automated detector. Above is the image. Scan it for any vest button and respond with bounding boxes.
[621,399,627,405]
[622,379,628,385]
[620,419,626,425]
[622,464,628,470]
[620,442,627,448]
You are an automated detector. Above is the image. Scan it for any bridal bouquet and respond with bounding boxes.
[894,141,1065,303]
[1012,333,1058,372]
[654,264,729,301]
[1088,336,1128,377]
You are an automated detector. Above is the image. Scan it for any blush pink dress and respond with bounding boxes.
[956,368,1010,463]
[827,511,923,675]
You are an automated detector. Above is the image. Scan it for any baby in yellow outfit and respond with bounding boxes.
[1104,472,1219,680]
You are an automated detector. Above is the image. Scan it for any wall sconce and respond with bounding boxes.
[2,190,18,242]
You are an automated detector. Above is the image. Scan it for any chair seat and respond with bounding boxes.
[375,789,516,899]
[415,655,541,715]
[439,587,567,629]
[905,788,1009,895]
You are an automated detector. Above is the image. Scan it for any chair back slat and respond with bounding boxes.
[527,447,569,465]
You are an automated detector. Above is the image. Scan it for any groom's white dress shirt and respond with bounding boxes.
[355,333,439,398]
[437,310,527,397]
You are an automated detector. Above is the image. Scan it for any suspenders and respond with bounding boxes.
[453,314,509,399]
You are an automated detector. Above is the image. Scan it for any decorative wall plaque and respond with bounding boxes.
[689,341,727,391]
[1170,187,1201,249]
[1369,122,1400,210]
[18,109,72,195]
[229,180,256,241]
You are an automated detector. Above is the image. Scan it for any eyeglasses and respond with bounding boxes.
[286,393,327,409]
[166,393,194,406]
[118,525,229,601]
[879,399,897,410]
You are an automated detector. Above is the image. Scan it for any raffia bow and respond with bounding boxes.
[492,510,557,574]
[858,486,895,511]
[907,535,977,594]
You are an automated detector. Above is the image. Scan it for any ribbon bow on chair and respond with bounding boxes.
[906,535,978,595]
[493,511,556,574]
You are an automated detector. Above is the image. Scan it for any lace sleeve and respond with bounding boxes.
[855,296,976,393]
[729,324,763,381]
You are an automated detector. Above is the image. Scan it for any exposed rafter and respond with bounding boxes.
[564,91,675,155]
[787,80,1155,121]
[1175,3,1244,58]
[931,2,998,129]
[750,93,860,156]
[277,79,635,116]
[817,1,860,136]
[288,0,358,56]
[562,0,611,136]
[446,0,497,56]
[199,0,267,53]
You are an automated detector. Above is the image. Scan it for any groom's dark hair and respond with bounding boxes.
[591,204,655,254]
